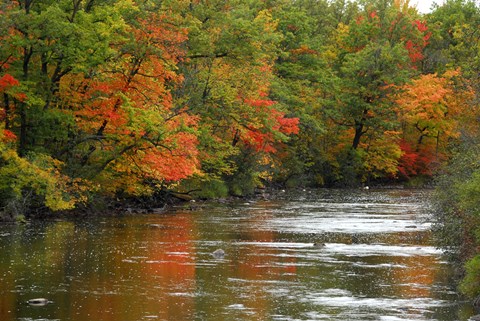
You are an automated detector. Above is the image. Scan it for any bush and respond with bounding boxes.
[179,177,229,199]
[0,138,89,219]
[432,136,480,297]
[460,256,480,297]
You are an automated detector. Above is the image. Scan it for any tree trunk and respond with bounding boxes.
[352,121,363,150]
[19,103,27,156]
[3,93,10,129]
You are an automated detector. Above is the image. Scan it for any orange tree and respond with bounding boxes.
[61,2,200,196]
[0,0,202,213]
[395,70,474,178]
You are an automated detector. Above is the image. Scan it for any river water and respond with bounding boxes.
[0,188,474,320]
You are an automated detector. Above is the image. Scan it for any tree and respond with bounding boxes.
[428,1,480,298]
[0,0,203,210]
[395,70,474,178]
[173,0,299,196]
[324,0,431,184]
[61,1,201,195]
[267,0,360,187]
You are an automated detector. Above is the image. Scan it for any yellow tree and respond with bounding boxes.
[395,69,474,177]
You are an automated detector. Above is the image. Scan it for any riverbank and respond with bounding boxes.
[0,182,435,224]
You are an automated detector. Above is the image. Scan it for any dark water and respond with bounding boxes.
[0,189,474,321]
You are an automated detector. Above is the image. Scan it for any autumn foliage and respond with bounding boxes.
[0,0,478,215]
[395,70,473,178]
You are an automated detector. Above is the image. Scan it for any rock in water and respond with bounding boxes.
[469,315,480,321]
[212,249,225,258]
[27,298,52,306]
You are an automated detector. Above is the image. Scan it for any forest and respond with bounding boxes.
[1,0,480,297]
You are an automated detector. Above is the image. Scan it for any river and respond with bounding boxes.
[0,188,474,320]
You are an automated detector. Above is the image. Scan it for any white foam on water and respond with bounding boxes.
[227,303,247,309]
[169,292,196,297]
[263,216,431,233]
[325,243,442,257]
[302,291,447,309]
[379,317,420,321]
[256,199,432,234]
[234,241,441,257]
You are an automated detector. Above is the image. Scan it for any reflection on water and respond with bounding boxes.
[0,189,473,320]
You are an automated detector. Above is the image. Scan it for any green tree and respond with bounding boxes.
[173,0,298,196]
[268,0,359,187]
[325,0,429,184]
[0,0,122,214]
[0,0,124,156]
[429,0,480,299]
[432,135,480,297]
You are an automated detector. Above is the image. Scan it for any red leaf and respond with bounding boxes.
[0,74,19,91]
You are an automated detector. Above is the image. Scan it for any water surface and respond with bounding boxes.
[0,189,473,320]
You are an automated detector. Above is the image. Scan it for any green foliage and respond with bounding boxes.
[225,150,265,196]
[197,179,230,199]
[336,148,365,187]
[269,0,337,187]
[460,255,480,297]
[425,0,480,73]
[457,171,480,217]
[432,134,480,295]
[178,176,229,199]
[426,0,480,110]
[425,4,480,289]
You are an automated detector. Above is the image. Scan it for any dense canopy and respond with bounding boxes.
[0,0,478,210]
